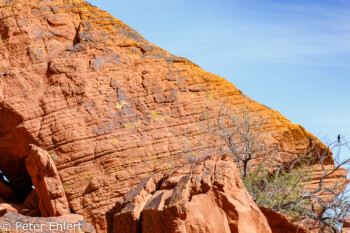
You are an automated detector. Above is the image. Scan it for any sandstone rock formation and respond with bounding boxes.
[0,0,347,232]
[342,217,350,233]
[0,212,96,232]
[114,155,272,233]
[25,144,70,217]
[0,198,20,217]
[259,207,309,233]
[0,196,40,218]
[22,190,40,217]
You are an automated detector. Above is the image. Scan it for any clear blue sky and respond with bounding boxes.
[88,0,350,143]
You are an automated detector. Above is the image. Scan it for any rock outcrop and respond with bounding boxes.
[0,0,347,232]
[114,155,272,233]
[0,196,40,218]
[342,217,350,233]
[0,192,40,218]
[22,190,40,217]
[0,198,20,217]
[25,144,70,217]
[259,207,309,233]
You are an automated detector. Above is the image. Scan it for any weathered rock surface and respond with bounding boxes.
[22,190,40,215]
[114,155,272,233]
[306,164,348,200]
[0,0,347,231]
[25,144,70,217]
[0,212,96,232]
[0,198,20,217]
[259,207,309,233]
[0,197,40,218]
[342,217,350,233]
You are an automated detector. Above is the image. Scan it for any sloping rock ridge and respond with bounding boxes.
[259,207,309,233]
[0,0,347,232]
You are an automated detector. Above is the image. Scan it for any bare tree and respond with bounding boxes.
[200,102,350,232]
[200,102,268,177]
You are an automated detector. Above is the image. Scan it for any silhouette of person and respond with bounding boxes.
[338,134,341,143]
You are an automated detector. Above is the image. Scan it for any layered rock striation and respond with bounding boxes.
[0,0,347,232]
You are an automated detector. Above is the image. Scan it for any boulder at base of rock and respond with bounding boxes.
[0,198,20,217]
[0,212,96,233]
[114,155,272,233]
[259,206,309,233]
[25,145,70,217]
[342,216,350,233]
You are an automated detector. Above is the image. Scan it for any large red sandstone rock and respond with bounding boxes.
[0,203,19,217]
[0,0,347,231]
[114,155,272,233]
[0,198,20,217]
[259,207,309,233]
[25,144,70,217]
[21,190,41,217]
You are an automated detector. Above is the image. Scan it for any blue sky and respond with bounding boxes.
[88,0,350,144]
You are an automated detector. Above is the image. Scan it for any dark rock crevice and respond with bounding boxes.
[0,171,34,202]
[0,105,36,205]
[73,22,82,46]
[0,102,36,177]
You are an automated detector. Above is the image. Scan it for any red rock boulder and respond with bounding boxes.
[114,155,272,233]
[259,207,309,233]
[0,198,20,217]
[25,144,70,217]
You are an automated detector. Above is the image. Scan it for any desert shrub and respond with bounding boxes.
[201,102,350,232]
